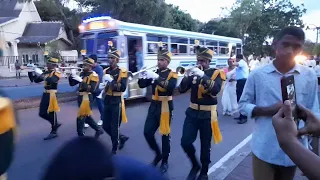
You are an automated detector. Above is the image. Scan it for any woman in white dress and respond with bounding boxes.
[222,58,238,116]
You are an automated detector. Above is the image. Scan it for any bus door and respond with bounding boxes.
[122,31,146,99]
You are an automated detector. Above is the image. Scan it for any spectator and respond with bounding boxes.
[41,137,167,180]
[26,60,35,83]
[14,60,21,79]
[272,100,320,180]
[239,26,320,180]
[233,54,249,124]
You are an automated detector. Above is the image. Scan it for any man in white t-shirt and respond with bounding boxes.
[304,55,316,69]
[249,55,261,71]
[26,60,35,83]
[260,54,270,67]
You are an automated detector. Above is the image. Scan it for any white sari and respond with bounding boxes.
[222,68,238,115]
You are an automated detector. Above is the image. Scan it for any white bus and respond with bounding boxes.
[78,16,243,100]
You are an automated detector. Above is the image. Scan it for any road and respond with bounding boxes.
[0,78,77,100]
[7,93,253,180]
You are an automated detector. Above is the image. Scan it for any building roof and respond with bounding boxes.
[17,22,71,45]
[0,0,22,25]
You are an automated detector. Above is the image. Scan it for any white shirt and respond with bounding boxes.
[260,57,270,67]
[26,63,35,72]
[304,60,316,68]
[249,59,260,71]
[314,65,320,76]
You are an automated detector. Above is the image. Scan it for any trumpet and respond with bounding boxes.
[176,64,203,75]
[58,67,83,71]
[128,65,158,80]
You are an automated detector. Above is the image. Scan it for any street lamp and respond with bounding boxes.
[306,24,320,44]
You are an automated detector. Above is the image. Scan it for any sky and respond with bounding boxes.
[68,0,320,42]
[165,0,320,42]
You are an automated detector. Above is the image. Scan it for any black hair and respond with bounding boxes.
[41,137,115,180]
[274,26,305,42]
[236,54,243,59]
[89,54,98,63]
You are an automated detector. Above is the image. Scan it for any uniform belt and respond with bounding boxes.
[190,102,222,144]
[78,92,91,95]
[44,90,57,93]
[152,95,173,101]
[190,103,216,111]
[106,92,122,96]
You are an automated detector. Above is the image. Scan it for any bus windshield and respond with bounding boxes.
[81,33,95,55]
[96,31,118,55]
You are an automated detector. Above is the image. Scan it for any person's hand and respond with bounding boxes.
[34,68,43,76]
[265,102,283,116]
[145,70,159,80]
[72,75,83,82]
[189,67,204,77]
[297,104,320,137]
[103,74,113,83]
[272,100,299,146]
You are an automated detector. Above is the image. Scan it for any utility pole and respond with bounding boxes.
[306,24,320,44]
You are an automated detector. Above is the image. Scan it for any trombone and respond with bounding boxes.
[176,64,203,76]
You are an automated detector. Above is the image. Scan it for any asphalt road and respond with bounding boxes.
[0,78,77,100]
[7,93,253,180]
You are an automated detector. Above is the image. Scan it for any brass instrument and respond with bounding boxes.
[176,64,203,76]
[58,66,83,71]
[128,65,158,80]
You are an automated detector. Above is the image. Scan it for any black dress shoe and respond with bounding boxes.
[197,174,208,180]
[43,132,58,140]
[186,164,201,180]
[237,118,248,124]
[119,136,129,150]
[160,161,168,173]
[151,154,162,166]
[94,129,104,139]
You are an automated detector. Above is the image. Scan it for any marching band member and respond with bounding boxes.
[99,42,129,154]
[34,58,61,140]
[69,57,104,138]
[179,42,226,180]
[0,91,16,180]
[137,42,178,173]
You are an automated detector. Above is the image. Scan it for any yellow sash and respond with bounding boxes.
[77,92,92,118]
[0,98,16,135]
[153,71,177,135]
[45,90,60,113]
[189,103,222,144]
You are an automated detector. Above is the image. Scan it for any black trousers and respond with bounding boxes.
[144,102,172,161]
[236,79,247,119]
[39,93,58,132]
[28,72,34,82]
[76,95,100,136]
[181,108,212,168]
[103,103,127,151]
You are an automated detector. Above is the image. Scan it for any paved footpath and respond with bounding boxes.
[0,77,69,87]
[224,154,308,180]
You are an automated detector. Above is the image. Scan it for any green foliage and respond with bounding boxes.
[45,41,61,60]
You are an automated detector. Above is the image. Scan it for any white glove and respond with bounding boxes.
[103,74,113,82]
[189,67,204,77]
[139,71,147,79]
[71,69,77,76]
[98,82,106,90]
[72,75,83,82]
[145,70,159,80]
[34,68,43,76]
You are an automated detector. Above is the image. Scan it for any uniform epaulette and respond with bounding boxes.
[169,70,178,79]
[92,71,98,76]
[119,67,128,73]
[54,71,61,78]
[218,69,226,81]
[89,72,99,82]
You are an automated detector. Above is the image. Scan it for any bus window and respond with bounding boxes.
[189,39,204,55]
[171,37,188,55]
[96,31,118,55]
[146,34,168,54]
[219,41,229,56]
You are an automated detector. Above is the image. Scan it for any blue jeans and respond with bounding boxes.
[92,91,105,120]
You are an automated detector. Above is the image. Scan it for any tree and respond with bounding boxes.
[199,18,238,38]
[166,5,199,32]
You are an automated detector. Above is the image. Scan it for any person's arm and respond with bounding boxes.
[306,71,320,155]
[68,73,81,87]
[110,68,127,92]
[201,70,225,96]
[280,139,320,180]
[178,75,192,93]
[138,78,152,88]
[45,72,61,84]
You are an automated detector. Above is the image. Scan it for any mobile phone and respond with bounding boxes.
[281,75,298,125]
